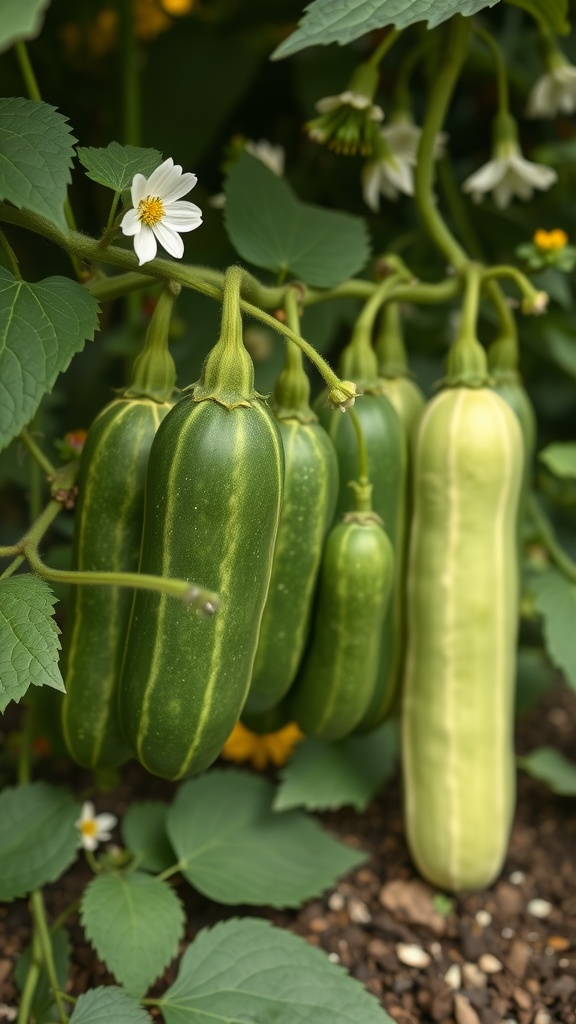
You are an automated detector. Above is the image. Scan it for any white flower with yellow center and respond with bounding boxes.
[462,113,557,209]
[121,157,202,266]
[75,801,117,852]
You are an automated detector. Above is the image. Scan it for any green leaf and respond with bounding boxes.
[81,872,185,998]
[505,0,569,34]
[0,574,64,712]
[15,927,71,1024]
[0,97,76,231]
[546,326,576,378]
[0,0,51,54]
[518,746,576,794]
[274,721,398,812]
[121,800,176,873]
[0,267,99,451]
[77,142,163,193]
[0,782,79,900]
[271,0,500,59]
[167,769,365,908]
[532,569,576,691]
[224,153,370,288]
[69,988,152,1024]
[539,442,576,480]
[162,918,393,1024]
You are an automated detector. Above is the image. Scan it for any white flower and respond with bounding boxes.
[75,801,117,852]
[121,157,202,266]
[362,152,414,209]
[314,89,384,121]
[526,59,576,118]
[380,118,447,163]
[462,142,557,209]
[244,139,285,176]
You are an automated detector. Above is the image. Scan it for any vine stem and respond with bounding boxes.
[482,265,546,309]
[472,25,510,117]
[30,891,68,1024]
[528,493,576,584]
[20,428,56,477]
[368,28,401,68]
[414,15,470,270]
[16,933,41,1024]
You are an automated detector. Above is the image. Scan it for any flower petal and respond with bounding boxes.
[95,812,118,832]
[509,156,557,189]
[145,157,178,197]
[161,171,198,204]
[131,173,148,206]
[315,94,341,114]
[152,221,185,259]
[80,801,95,822]
[162,201,203,230]
[134,224,157,264]
[120,208,141,236]
[462,159,504,195]
[361,163,381,212]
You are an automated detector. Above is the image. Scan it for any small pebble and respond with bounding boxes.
[430,941,442,958]
[395,943,431,969]
[527,899,553,919]
[454,993,482,1024]
[502,927,514,939]
[348,897,371,925]
[546,935,569,951]
[509,871,525,885]
[478,953,503,974]
[475,910,492,928]
[327,952,340,963]
[328,892,345,912]
[559,958,569,968]
[444,964,462,990]
[462,962,487,989]
[533,1011,552,1024]
[527,931,540,942]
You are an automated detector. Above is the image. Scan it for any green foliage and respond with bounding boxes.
[77,143,163,194]
[0,268,99,451]
[81,872,185,998]
[121,800,175,873]
[69,988,152,1024]
[0,575,63,712]
[532,569,576,691]
[271,0,501,59]
[0,98,75,231]
[515,647,555,717]
[518,746,576,794]
[539,442,576,479]
[505,0,570,34]
[0,783,79,900]
[274,721,398,812]
[0,0,51,54]
[224,153,370,288]
[161,918,393,1024]
[166,769,366,908]
[15,927,71,1024]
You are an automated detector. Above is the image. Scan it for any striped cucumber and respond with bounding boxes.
[376,302,425,452]
[245,331,338,715]
[318,323,406,725]
[291,414,394,740]
[119,268,284,780]
[403,338,523,891]
[62,288,177,769]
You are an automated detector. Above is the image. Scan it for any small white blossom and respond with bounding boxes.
[462,142,557,209]
[380,118,447,163]
[362,151,414,209]
[121,157,202,265]
[527,59,576,118]
[75,801,117,852]
[314,90,383,121]
[244,139,285,176]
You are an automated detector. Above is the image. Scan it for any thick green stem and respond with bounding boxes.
[414,16,470,269]
[486,279,517,343]
[528,493,576,584]
[437,154,484,260]
[347,409,373,513]
[16,933,41,1024]
[30,891,68,1024]
[482,265,547,312]
[446,263,488,386]
[20,428,56,477]
[368,28,401,68]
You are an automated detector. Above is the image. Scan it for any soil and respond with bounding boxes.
[1,683,575,1024]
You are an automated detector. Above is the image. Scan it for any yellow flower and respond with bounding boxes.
[221,721,303,771]
[533,228,569,252]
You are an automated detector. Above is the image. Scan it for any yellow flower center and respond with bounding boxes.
[533,228,568,252]
[81,820,98,839]
[138,195,164,227]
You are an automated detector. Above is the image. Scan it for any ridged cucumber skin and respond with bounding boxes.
[318,394,407,727]
[378,377,426,455]
[402,388,523,892]
[290,516,394,740]
[244,419,338,714]
[62,397,171,769]
[491,379,536,542]
[118,395,284,780]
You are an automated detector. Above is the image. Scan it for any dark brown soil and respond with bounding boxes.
[1,683,575,1024]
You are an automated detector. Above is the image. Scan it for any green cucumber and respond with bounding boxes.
[403,384,523,891]
[245,339,338,715]
[62,397,172,768]
[118,269,284,780]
